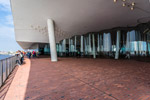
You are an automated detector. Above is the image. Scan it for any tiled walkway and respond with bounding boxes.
[2,58,150,100]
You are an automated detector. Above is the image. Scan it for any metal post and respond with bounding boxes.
[5,58,8,78]
[0,60,2,87]
[11,57,12,72]
[8,59,10,76]
[9,58,11,74]
[2,61,3,83]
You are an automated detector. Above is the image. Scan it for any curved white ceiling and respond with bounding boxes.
[11,0,150,45]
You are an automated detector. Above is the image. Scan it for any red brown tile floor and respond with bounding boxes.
[1,57,150,100]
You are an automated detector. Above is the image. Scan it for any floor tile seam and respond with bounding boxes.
[87,70,137,85]
[56,69,119,100]
[52,65,142,100]
[72,74,119,100]
[124,89,150,100]
[50,62,145,100]
[49,83,88,93]
[64,69,137,86]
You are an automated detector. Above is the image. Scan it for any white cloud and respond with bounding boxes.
[5,15,14,25]
[0,0,22,51]
[0,0,11,11]
[0,15,14,26]
[0,0,10,5]
[0,23,22,51]
[0,25,15,39]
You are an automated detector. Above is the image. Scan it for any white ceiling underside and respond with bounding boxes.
[11,0,150,49]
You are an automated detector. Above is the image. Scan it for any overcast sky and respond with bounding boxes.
[0,0,22,51]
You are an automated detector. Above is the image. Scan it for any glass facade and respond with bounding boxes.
[38,22,150,61]
[55,22,150,60]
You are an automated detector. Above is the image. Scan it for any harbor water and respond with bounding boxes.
[0,55,12,60]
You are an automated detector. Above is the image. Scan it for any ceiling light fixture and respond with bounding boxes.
[131,2,135,6]
[123,3,126,7]
[114,0,117,3]
[113,0,135,11]
[131,6,134,10]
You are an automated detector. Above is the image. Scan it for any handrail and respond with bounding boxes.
[0,55,15,61]
[0,55,17,87]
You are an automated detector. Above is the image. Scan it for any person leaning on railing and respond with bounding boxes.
[15,53,21,66]
[20,52,24,64]
[15,50,24,65]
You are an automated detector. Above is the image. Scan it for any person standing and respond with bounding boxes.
[15,53,21,66]
[125,51,130,59]
[19,51,24,64]
[27,51,31,59]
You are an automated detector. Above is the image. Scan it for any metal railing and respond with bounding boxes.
[0,56,17,87]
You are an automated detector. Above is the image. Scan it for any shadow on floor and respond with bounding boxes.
[0,66,19,100]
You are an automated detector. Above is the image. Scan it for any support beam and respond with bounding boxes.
[62,39,66,56]
[115,30,121,59]
[63,39,66,53]
[81,36,84,53]
[89,34,92,53]
[74,36,77,52]
[56,44,59,53]
[70,39,73,52]
[69,38,71,52]
[100,34,102,51]
[47,19,57,62]
[92,34,96,58]
[84,37,87,55]
[97,34,100,52]
[86,37,88,54]
[59,43,62,56]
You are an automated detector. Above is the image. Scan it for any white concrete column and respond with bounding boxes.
[97,34,100,52]
[89,34,92,52]
[63,39,66,52]
[81,36,84,52]
[59,44,62,53]
[92,34,96,58]
[70,39,73,52]
[75,36,77,52]
[47,19,57,62]
[56,44,58,52]
[61,41,63,53]
[100,34,102,51]
[84,37,87,54]
[86,37,88,53]
[115,30,121,59]
[69,38,71,52]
